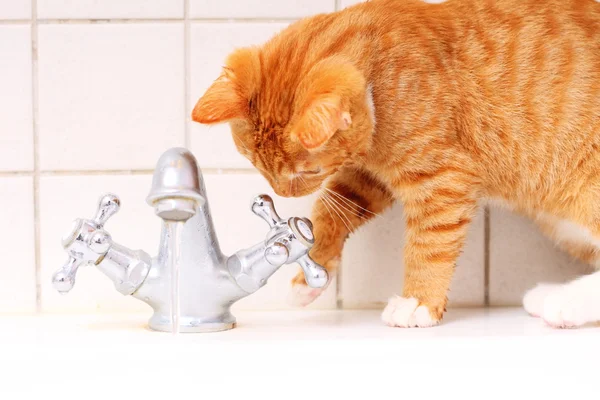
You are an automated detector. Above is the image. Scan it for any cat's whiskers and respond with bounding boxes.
[323,192,354,233]
[295,175,324,219]
[322,195,352,233]
[325,188,381,218]
[318,195,337,235]
[323,191,369,221]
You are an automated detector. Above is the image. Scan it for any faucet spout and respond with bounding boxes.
[146,147,206,220]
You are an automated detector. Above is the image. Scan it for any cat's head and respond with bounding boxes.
[191,43,374,198]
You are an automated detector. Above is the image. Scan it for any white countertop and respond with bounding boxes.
[1,308,598,399]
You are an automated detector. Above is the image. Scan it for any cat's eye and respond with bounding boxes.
[299,168,322,175]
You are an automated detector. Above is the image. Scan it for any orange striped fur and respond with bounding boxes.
[192,0,600,325]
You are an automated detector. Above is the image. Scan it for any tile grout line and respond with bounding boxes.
[0,19,31,24]
[35,168,260,176]
[184,0,191,149]
[484,206,491,306]
[31,0,42,314]
[0,171,35,177]
[335,0,342,12]
[336,267,343,309]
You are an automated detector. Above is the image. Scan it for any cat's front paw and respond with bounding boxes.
[288,257,338,307]
[287,282,328,307]
[381,296,440,328]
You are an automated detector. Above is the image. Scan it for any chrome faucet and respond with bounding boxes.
[51,148,328,333]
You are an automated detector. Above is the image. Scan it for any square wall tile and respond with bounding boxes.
[40,175,160,313]
[340,0,446,7]
[489,209,591,306]
[0,177,35,313]
[38,0,184,19]
[0,25,33,171]
[203,173,336,310]
[0,0,30,19]
[190,0,334,19]
[340,0,363,8]
[38,24,185,171]
[189,23,288,169]
[341,205,485,308]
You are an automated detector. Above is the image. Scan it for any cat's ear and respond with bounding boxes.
[191,72,246,124]
[291,94,352,149]
[191,48,260,124]
[290,59,364,150]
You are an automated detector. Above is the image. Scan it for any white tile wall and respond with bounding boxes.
[0,177,35,313]
[0,0,590,315]
[189,22,288,169]
[340,0,363,8]
[37,0,184,19]
[0,25,33,171]
[0,0,30,19]
[341,0,447,9]
[37,24,185,171]
[190,0,335,19]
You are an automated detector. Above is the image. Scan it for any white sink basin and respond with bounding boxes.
[1,308,597,399]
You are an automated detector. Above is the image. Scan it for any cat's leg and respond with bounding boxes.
[289,166,393,306]
[382,181,479,328]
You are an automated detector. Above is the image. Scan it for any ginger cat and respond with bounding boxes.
[192,0,600,328]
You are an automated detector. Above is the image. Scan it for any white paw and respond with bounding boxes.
[288,258,338,307]
[523,283,561,318]
[541,288,587,329]
[287,281,328,307]
[381,296,439,328]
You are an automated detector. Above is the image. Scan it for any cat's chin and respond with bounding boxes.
[275,185,322,198]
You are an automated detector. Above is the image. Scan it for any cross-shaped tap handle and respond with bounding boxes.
[251,194,283,228]
[250,194,328,289]
[52,193,120,294]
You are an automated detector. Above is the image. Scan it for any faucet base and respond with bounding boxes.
[147,312,236,333]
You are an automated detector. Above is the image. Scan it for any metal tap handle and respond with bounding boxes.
[52,257,82,294]
[297,255,328,288]
[251,194,283,228]
[93,194,120,228]
[52,193,120,294]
